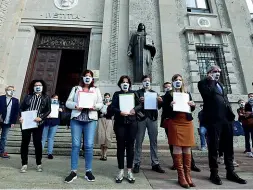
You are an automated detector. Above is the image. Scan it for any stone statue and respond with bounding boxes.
[61,0,74,7]
[127,23,156,82]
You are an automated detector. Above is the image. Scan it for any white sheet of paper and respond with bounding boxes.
[144,92,157,110]
[78,92,95,108]
[119,94,135,113]
[173,92,191,113]
[21,111,38,130]
[50,104,59,118]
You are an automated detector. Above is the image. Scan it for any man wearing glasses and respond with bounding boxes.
[198,65,247,185]
[0,86,19,158]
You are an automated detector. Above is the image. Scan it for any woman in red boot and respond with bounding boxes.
[163,74,196,188]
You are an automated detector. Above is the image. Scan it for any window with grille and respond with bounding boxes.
[196,44,232,94]
[186,0,211,13]
[246,0,253,16]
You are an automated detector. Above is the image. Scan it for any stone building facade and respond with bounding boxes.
[1,0,253,146]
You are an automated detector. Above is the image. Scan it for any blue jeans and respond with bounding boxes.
[0,124,11,154]
[42,125,58,154]
[70,120,97,172]
[199,126,207,148]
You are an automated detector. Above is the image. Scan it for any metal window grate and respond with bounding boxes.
[196,43,232,94]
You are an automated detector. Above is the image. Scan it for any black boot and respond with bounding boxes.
[152,164,165,173]
[191,153,201,172]
[226,171,247,184]
[210,169,222,185]
[133,164,140,173]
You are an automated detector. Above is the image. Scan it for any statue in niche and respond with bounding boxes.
[127,23,156,83]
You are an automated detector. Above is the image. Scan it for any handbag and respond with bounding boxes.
[233,121,244,136]
[0,98,12,124]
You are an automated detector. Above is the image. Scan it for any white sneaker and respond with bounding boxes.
[115,169,124,183]
[218,156,224,164]
[20,165,27,173]
[127,171,135,183]
[201,147,207,151]
[233,160,239,167]
[247,152,253,158]
[37,165,42,172]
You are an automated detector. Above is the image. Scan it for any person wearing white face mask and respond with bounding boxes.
[133,75,165,174]
[243,93,253,158]
[65,70,103,183]
[198,65,246,185]
[0,86,19,159]
[111,75,141,184]
[97,93,114,161]
[19,80,51,173]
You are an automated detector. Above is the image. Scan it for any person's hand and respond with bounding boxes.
[34,117,42,122]
[47,115,51,118]
[188,101,195,107]
[170,101,175,107]
[11,124,15,128]
[120,112,129,116]
[19,117,23,124]
[59,108,63,112]
[106,102,111,106]
[207,73,214,80]
[130,109,135,115]
[75,105,83,111]
[140,97,144,103]
[89,107,96,111]
[157,96,163,102]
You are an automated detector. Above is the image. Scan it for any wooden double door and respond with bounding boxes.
[22,32,90,101]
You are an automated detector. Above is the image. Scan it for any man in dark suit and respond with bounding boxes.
[0,86,19,158]
[198,65,246,185]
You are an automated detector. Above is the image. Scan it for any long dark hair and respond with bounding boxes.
[117,75,132,90]
[79,70,95,88]
[28,79,47,94]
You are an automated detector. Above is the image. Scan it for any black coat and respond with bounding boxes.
[0,95,19,125]
[198,78,235,125]
[162,91,195,121]
[20,94,51,124]
[111,90,141,125]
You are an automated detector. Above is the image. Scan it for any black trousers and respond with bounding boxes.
[114,122,137,169]
[243,125,253,152]
[164,128,197,167]
[21,126,44,166]
[207,121,234,172]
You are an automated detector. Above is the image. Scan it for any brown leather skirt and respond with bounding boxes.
[167,113,195,147]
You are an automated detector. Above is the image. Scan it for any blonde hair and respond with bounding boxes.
[5,85,14,91]
[171,74,187,93]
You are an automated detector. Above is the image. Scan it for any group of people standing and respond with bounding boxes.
[0,65,251,188]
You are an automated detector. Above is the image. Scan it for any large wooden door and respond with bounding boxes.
[31,49,62,96]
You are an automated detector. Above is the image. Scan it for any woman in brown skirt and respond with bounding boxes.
[163,74,196,188]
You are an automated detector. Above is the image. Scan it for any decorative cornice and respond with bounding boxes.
[183,27,232,35]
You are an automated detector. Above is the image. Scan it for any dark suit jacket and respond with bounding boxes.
[162,91,195,121]
[0,95,19,125]
[198,78,235,125]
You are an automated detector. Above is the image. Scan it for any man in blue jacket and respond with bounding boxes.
[0,86,19,158]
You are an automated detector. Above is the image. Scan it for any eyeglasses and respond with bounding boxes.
[212,70,221,73]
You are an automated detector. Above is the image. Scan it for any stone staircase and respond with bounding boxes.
[6,126,174,157]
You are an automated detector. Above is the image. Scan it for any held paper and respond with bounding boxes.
[50,104,59,118]
[119,94,135,113]
[78,92,95,108]
[144,92,157,110]
[21,111,38,130]
[173,92,190,113]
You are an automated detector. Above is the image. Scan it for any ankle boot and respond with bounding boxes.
[183,153,196,187]
[173,154,190,189]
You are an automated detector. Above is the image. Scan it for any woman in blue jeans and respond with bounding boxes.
[42,94,62,159]
[64,70,103,183]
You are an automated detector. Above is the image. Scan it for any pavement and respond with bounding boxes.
[0,150,253,189]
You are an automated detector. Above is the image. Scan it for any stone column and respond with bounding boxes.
[0,0,28,94]
[223,0,253,93]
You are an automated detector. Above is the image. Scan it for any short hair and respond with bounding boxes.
[117,75,132,89]
[248,93,253,97]
[79,70,95,88]
[5,86,14,90]
[51,94,58,98]
[207,65,221,74]
[238,99,244,103]
[28,79,47,94]
[163,82,171,88]
[104,93,110,97]
[141,75,150,81]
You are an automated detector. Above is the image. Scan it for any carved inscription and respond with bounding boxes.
[41,13,84,20]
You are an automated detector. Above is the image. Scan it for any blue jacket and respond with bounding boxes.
[0,95,20,125]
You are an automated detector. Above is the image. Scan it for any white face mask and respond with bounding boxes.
[239,103,245,108]
[173,81,182,89]
[104,97,110,103]
[211,72,220,81]
[142,81,151,89]
[121,83,129,91]
[164,87,172,92]
[51,99,59,104]
[249,98,253,105]
[6,90,14,97]
[83,76,93,84]
[34,86,43,93]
